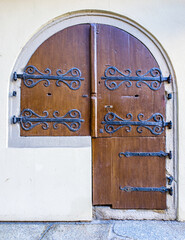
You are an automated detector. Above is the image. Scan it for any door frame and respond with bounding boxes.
[9,10,177,220]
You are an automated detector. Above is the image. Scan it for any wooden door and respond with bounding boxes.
[92,24,172,209]
[15,23,172,209]
[20,24,91,136]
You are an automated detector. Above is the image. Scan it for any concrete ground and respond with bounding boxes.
[0,220,185,240]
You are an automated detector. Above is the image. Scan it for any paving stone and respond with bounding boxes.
[43,223,112,240]
[113,220,185,240]
[110,238,134,240]
[0,220,185,240]
[0,223,48,240]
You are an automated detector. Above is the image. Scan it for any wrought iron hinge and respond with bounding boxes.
[101,66,171,90]
[120,186,173,196]
[119,151,172,159]
[12,109,84,131]
[13,65,84,90]
[102,112,172,135]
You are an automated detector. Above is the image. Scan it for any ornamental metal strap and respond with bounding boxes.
[101,112,172,135]
[101,66,171,90]
[12,109,84,131]
[13,65,84,90]
[119,151,172,159]
[120,186,173,196]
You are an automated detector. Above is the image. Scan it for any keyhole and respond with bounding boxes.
[135,94,139,98]
[47,93,52,96]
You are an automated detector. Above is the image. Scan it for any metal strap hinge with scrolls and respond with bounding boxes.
[102,112,172,135]
[13,65,84,90]
[12,108,84,132]
[101,66,171,91]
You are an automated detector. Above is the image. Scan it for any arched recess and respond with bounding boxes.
[9,10,177,220]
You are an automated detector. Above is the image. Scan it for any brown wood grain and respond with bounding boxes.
[96,24,166,137]
[93,24,167,209]
[112,137,166,209]
[92,137,112,205]
[93,137,166,209]
[20,23,169,210]
[21,24,91,136]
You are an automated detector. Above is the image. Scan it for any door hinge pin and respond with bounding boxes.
[12,115,21,124]
[167,74,172,84]
[13,72,22,81]
[167,176,174,185]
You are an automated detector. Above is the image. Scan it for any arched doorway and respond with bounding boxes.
[9,11,176,219]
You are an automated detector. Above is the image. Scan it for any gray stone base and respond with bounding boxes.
[0,220,185,240]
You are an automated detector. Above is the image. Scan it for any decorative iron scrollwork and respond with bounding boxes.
[101,66,171,90]
[120,186,173,195]
[119,151,172,159]
[13,65,84,90]
[101,112,172,135]
[12,109,84,131]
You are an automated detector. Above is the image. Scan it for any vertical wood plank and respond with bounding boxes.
[92,137,112,205]
[90,24,98,137]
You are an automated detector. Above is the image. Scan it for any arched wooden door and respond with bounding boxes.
[13,23,172,209]
[92,24,172,209]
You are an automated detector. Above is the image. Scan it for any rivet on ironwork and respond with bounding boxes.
[13,65,84,90]
[12,108,84,131]
[102,112,172,135]
[101,66,171,91]
[119,151,172,159]
[120,186,173,196]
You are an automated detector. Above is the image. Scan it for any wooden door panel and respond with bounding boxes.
[93,137,166,209]
[111,137,166,209]
[21,24,91,136]
[96,24,166,138]
[92,137,112,205]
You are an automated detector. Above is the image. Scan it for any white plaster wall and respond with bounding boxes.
[0,0,185,220]
[0,147,92,221]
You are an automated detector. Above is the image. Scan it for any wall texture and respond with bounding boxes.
[0,0,185,221]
